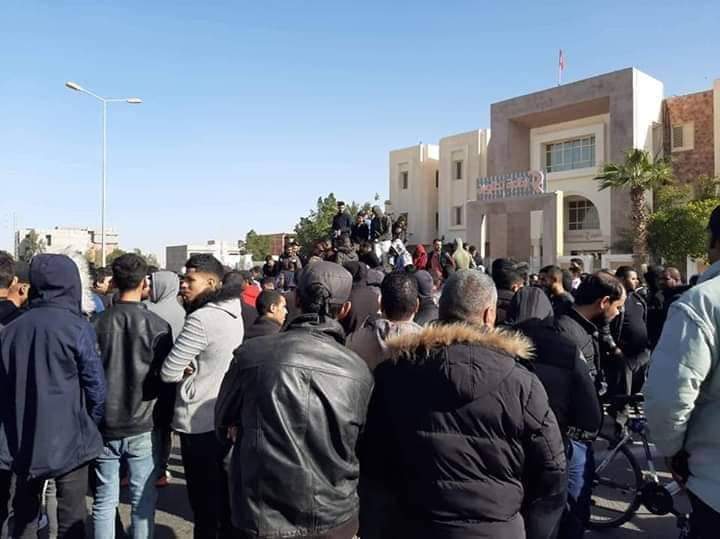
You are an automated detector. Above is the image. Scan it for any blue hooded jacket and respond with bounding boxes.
[0,254,106,479]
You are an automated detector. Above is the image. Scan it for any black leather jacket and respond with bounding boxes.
[216,314,374,538]
[93,301,173,439]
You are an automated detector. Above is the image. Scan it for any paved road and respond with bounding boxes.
[114,437,690,538]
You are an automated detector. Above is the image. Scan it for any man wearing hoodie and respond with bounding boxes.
[0,253,106,538]
[147,270,186,487]
[347,272,422,370]
[370,206,392,266]
[645,205,720,536]
[413,270,439,326]
[160,254,244,538]
[451,238,472,270]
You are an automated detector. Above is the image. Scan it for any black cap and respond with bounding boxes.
[297,261,352,305]
[708,205,720,238]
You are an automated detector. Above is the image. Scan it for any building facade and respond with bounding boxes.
[166,240,246,273]
[389,67,720,268]
[16,227,120,262]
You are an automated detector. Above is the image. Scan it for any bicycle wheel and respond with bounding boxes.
[589,433,643,529]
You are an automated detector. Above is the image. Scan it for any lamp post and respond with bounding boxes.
[65,81,142,267]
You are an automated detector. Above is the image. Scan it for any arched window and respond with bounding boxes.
[566,197,599,231]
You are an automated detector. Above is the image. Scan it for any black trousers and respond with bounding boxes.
[690,491,720,539]
[0,469,11,531]
[179,431,233,539]
[12,464,88,538]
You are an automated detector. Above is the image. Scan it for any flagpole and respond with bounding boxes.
[558,49,563,86]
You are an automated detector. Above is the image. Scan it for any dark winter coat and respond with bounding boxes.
[413,296,439,326]
[351,222,371,245]
[244,316,282,340]
[360,323,567,539]
[495,288,516,326]
[332,211,353,236]
[215,314,374,538]
[0,300,19,326]
[550,291,575,316]
[0,254,106,479]
[342,280,380,335]
[555,308,600,383]
[93,301,173,439]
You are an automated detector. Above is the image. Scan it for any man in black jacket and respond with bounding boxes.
[361,270,566,539]
[554,272,625,538]
[332,201,353,238]
[216,261,374,539]
[92,253,173,537]
[244,290,287,339]
[413,270,438,326]
[539,265,575,316]
[508,287,602,539]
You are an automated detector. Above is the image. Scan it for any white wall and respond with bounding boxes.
[529,115,611,255]
[437,130,490,241]
[388,144,439,246]
[633,69,664,155]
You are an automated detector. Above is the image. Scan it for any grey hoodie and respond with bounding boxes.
[347,316,422,370]
[148,271,185,341]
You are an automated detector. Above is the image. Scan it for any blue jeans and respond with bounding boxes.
[559,440,595,539]
[92,432,159,539]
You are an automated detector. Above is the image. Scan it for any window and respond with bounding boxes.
[452,206,463,226]
[435,211,439,230]
[545,135,596,173]
[435,170,439,188]
[568,199,600,231]
[453,160,463,180]
[672,126,683,149]
[672,123,694,152]
[400,171,409,190]
[45,235,52,246]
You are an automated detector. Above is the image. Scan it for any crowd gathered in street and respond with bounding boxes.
[1,200,719,539]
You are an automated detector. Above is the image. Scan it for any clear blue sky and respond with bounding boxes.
[1,1,718,260]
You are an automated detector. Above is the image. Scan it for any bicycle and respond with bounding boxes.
[589,394,691,537]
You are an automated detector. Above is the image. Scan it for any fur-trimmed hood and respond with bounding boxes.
[386,322,534,360]
[382,322,535,406]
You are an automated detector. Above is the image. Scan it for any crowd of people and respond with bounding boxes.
[0,199,719,538]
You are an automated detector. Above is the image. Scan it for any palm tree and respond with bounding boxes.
[595,149,673,264]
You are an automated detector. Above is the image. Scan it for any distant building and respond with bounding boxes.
[15,227,120,262]
[165,240,245,273]
[390,67,720,269]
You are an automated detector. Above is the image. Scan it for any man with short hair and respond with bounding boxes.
[92,253,173,538]
[554,272,626,537]
[608,266,650,431]
[0,258,31,326]
[645,205,720,537]
[244,290,287,340]
[0,253,107,537]
[539,265,575,316]
[347,272,422,370]
[333,201,353,238]
[658,266,690,333]
[493,265,524,326]
[93,266,114,310]
[0,251,17,325]
[370,205,393,265]
[216,261,373,538]
[361,270,566,538]
[223,270,258,331]
[351,211,371,245]
[426,239,444,283]
[161,254,244,537]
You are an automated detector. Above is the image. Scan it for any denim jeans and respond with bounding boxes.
[92,431,159,539]
[559,440,594,539]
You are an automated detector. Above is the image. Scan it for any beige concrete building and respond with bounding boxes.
[16,226,120,261]
[388,144,439,246]
[388,67,720,269]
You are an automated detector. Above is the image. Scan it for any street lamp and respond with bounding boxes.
[65,81,142,266]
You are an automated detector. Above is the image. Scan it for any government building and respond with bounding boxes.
[388,67,720,270]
